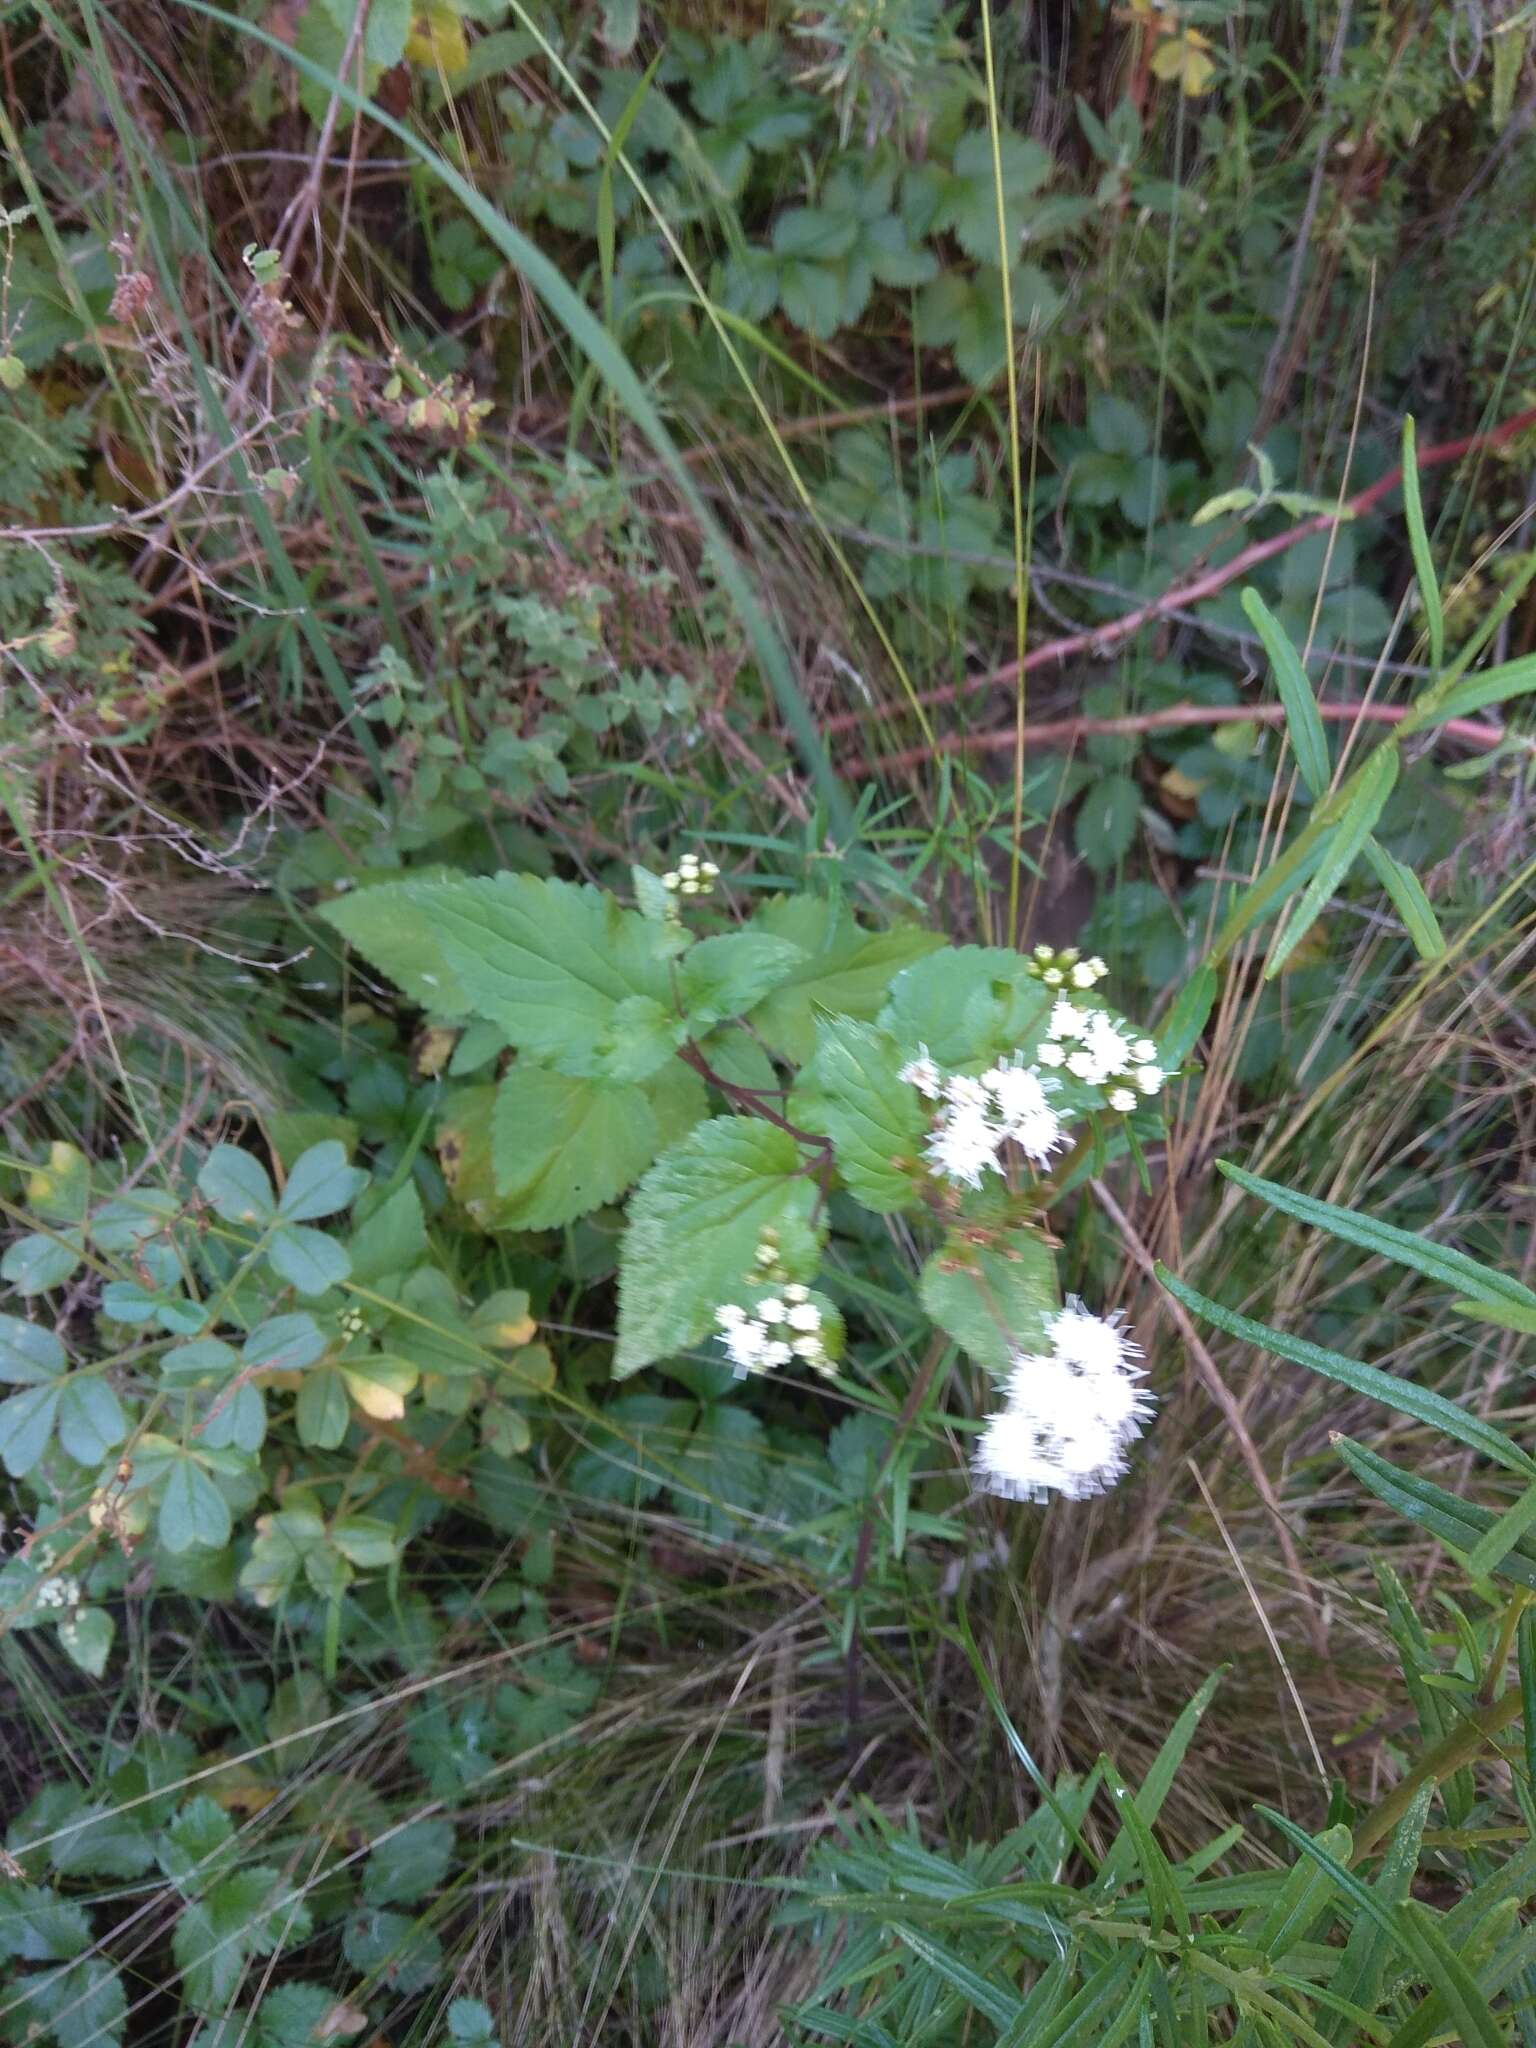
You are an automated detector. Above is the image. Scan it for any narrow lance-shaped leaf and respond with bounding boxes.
[1334,1436,1536,1592]
[1266,742,1399,977]
[1401,417,1445,670]
[1242,587,1330,797]
[1215,1159,1536,1313]
[1361,837,1445,960]
[1256,1806,1507,2048]
[1156,1263,1533,1476]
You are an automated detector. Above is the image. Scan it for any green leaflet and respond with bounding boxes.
[1157,1263,1533,1476]
[920,1225,1058,1377]
[1215,1160,1536,1314]
[614,1117,825,1377]
[442,1064,704,1234]
[321,872,676,1078]
[788,1015,928,1213]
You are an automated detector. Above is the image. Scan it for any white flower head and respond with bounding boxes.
[1083,1014,1131,1076]
[787,1302,821,1333]
[1048,1296,1142,1376]
[943,1073,991,1112]
[783,1283,809,1304]
[925,1104,1001,1189]
[1042,967,1064,986]
[1065,1047,1099,1082]
[898,1047,944,1099]
[1134,1064,1163,1096]
[1036,1041,1065,1068]
[973,1402,1128,1503]
[1109,1087,1137,1112]
[1048,1000,1087,1040]
[1131,1039,1158,1064]
[758,1296,787,1325]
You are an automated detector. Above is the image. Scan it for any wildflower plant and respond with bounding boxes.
[318,868,1194,1505]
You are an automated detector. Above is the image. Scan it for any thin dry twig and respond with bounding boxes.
[826,399,1536,737]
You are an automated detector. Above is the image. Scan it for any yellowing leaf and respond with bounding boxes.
[415,1025,458,1077]
[28,1141,88,1217]
[341,1358,419,1419]
[1159,765,1205,802]
[405,1,468,74]
[1150,28,1215,95]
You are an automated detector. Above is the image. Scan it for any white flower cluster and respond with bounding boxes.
[974,1299,1154,1503]
[1024,943,1108,991]
[662,852,719,897]
[901,1052,1067,1190]
[715,1284,832,1378]
[35,1573,81,1611]
[1034,1001,1162,1115]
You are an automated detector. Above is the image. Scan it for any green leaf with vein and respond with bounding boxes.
[1266,743,1398,976]
[746,896,944,1062]
[677,930,804,1032]
[320,873,676,1078]
[1157,1263,1532,1475]
[920,1226,1059,1378]
[1256,1807,1506,2048]
[1401,418,1444,669]
[1405,648,1536,729]
[1208,752,1373,962]
[1334,1436,1536,1591]
[1215,1160,1536,1312]
[1362,838,1444,958]
[491,1068,662,1228]
[1242,587,1329,797]
[787,1015,928,1213]
[614,1117,824,1377]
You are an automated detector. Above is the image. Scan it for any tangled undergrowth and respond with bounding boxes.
[4,1,1536,2043]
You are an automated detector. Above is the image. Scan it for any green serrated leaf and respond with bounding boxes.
[321,873,674,1079]
[614,1118,823,1377]
[787,1015,927,1213]
[678,930,803,1031]
[491,1067,659,1228]
[920,1227,1059,1377]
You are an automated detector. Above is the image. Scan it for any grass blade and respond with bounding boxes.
[1156,1265,1534,1476]
[1215,1161,1536,1313]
